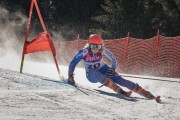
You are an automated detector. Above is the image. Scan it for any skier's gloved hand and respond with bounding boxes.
[106,68,115,77]
[67,74,75,85]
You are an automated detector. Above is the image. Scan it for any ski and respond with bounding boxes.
[59,76,161,103]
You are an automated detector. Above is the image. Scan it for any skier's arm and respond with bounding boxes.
[68,50,84,76]
[103,47,117,70]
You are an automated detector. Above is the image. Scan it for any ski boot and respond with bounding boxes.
[133,84,161,102]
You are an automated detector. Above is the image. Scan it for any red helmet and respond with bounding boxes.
[89,34,103,45]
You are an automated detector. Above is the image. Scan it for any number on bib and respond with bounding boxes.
[88,63,100,69]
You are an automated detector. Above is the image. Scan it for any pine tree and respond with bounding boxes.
[154,0,180,36]
[91,0,180,39]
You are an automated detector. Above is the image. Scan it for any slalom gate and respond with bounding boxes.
[20,0,61,78]
[54,34,180,78]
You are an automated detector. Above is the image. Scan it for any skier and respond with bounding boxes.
[67,34,160,101]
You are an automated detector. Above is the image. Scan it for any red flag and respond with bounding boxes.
[24,32,53,54]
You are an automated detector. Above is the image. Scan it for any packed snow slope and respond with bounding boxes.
[0,61,180,120]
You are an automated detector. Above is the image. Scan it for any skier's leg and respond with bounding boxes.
[111,74,156,99]
[111,73,137,90]
[104,78,132,97]
[98,64,137,90]
[86,69,131,97]
[133,84,155,99]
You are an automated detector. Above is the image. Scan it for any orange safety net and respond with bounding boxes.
[55,35,180,78]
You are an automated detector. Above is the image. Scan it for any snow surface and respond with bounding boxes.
[0,53,180,120]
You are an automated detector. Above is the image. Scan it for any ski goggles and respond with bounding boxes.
[89,44,102,50]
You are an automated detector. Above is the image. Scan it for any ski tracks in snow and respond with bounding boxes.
[0,68,180,120]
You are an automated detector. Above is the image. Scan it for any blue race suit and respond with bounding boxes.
[68,47,136,90]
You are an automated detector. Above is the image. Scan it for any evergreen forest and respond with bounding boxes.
[1,0,179,40]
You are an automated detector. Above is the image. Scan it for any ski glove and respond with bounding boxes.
[106,68,115,77]
[67,74,75,85]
